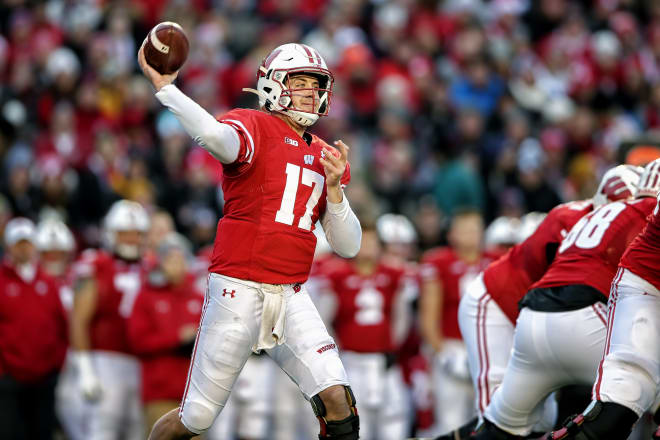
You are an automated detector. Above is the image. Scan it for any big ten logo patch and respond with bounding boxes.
[284,137,299,147]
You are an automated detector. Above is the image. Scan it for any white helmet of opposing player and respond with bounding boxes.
[593,164,643,207]
[103,200,149,260]
[485,216,521,247]
[35,219,75,252]
[517,212,547,243]
[246,43,333,127]
[376,214,417,244]
[635,158,660,198]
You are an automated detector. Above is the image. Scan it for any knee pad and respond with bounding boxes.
[179,402,216,435]
[311,386,359,439]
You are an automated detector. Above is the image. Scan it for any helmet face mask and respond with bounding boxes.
[253,44,334,127]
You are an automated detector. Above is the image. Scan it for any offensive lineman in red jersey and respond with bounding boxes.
[420,209,494,436]
[474,160,660,440]
[433,165,643,440]
[139,41,362,440]
[445,166,640,438]
[320,225,412,440]
[69,200,149,440]
[546,160,660,439]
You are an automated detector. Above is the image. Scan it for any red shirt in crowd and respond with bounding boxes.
[532,198,656,296]
[483,200,593,322]
[0,262,67,383]
[209,109,350,284]
[620,192,660,291]
[73,249,143,354]
[127,274,204,403]
[420,248,493,340]
[323,259,408,353]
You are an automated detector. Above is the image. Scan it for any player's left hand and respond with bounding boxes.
[320,140,349,189]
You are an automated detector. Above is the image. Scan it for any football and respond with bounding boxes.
[143,21,189,75]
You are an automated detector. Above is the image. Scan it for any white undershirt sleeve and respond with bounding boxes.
[320,193,362,258]
[155,84,240,164]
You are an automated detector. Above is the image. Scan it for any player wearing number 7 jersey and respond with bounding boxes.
[69,199,149,440]
[474,160,660,440]
[138,42,362,440]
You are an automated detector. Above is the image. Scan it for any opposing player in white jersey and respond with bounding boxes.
[70,200,149,440]
[434,166,643,440]
[139,40,362,440]
[474,160,660,439]
[546,164,660,439]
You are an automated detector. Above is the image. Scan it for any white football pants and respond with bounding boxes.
[341,351,410,440]
[459,274,557,432]
[484,302,608,436]
[206,354,276,439]
[593,268,660,417]
[179,273,349,434]
[83,351,143,440]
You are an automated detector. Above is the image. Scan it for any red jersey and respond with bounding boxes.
[532,198,657,296]
[127,274,204,403]
[0,263,67,383]
[620,192,660,291]
[208,109,350,284]
[483,200,593,322]
[324,260,408,353]
[421,248,493,340]
[74,249,143,354]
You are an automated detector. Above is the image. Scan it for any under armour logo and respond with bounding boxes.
[304,154,314,165]
[222,289,235,298]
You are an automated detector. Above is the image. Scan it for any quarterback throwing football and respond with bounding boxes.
[138,41,362,440]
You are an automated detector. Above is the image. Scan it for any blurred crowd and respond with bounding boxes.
[0,0,659,252]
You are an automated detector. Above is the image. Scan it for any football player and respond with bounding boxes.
[138,42,362,440]
[320,225,412,440]
[474,161,660,439]
[433,165,642,440]
[419,208,494,435]
[69,200,149,439]
[547,160,660,440]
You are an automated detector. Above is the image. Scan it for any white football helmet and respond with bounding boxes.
[635,158,660,198]
[245,43,334,127]
[35,219,75,252]
[593,164,643,207]
[485,216,521,247]
[376,214,417,244]
[103,200,149,260]
[517,212,547,243]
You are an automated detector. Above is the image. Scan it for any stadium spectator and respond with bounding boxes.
[0,217,67,440]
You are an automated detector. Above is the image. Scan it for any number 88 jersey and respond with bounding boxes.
[620,192,660,292]
[531,197,657,297]
[73,249,143,353]
[209,109,351,284]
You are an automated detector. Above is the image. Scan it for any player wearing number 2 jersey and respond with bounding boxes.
[69,199,149,440]
[546,159,660,440]
[475,161,660,440]
[139,42,362,440]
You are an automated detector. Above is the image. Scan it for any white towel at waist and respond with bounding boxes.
[253,283,287,352]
